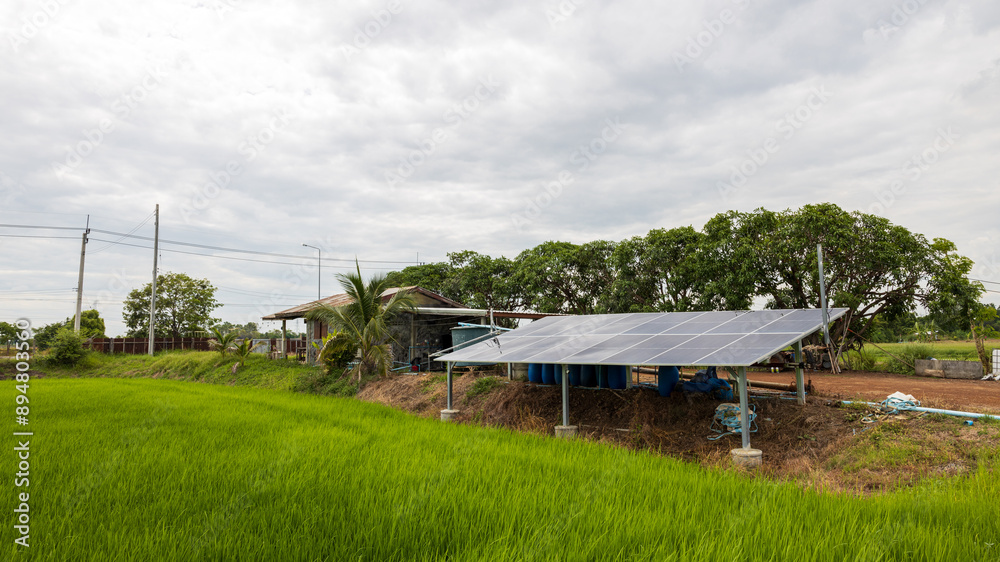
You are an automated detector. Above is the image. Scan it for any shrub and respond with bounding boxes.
[316,332,359,376]
[841,348,877,371]
[466,376,503,400]
[48,328,89,366]
[882,343,934,375]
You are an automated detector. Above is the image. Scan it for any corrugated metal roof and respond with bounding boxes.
[261,286,464,320]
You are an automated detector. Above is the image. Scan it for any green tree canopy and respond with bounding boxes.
[385,262,461,302]
[515,240,616,315]
[123,272,220,338]
[70,309,107,339]
[448,251,525,313]
[608,226,704,313]
[0,321,19,351]
[695,204,979,348]
[382,203,984,350]
[25,310,106,349]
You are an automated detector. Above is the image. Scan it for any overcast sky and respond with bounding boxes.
[2,0,999,336]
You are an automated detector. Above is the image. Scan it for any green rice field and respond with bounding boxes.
[3,378,999,561]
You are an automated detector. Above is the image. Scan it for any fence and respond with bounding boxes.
[88,337,311,357]
[89,337,212,354]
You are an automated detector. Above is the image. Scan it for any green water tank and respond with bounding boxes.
[449,326,495,367]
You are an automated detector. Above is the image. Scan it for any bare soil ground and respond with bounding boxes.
[748,369,1000,413]
[358,369,1000,493]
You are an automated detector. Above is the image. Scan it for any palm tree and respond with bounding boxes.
[233,338,264,367]
[206,326,237,356]
[305,263,416,380]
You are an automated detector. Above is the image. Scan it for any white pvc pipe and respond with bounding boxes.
[841,400,1000,421]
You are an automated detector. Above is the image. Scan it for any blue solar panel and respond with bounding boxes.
[435,308,848,367]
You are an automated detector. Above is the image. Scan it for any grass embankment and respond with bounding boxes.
[843,339,998,374]
[0,350,362,395]
[3,378,998,561]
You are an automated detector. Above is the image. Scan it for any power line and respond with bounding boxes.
[0,224,83,231]
[220,303,299,307]
[89,228,417,265]
[0,234,81,240]
[971,278,1000,286]
[215,285,313,299]
[0,289,77,294]
[0,297,77,302]
[87,237,405,270]
[89,211,156,254]
[0,222,420,266]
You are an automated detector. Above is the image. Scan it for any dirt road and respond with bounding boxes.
[746,370,1000,413]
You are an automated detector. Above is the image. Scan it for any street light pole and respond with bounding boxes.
[302,244,321,300]
[302,243,321,365]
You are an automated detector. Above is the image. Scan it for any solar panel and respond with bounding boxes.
[435,308,849,367]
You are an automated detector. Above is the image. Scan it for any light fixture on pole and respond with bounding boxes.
[302,243,321,300]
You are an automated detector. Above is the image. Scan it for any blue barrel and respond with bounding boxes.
[580,365,597,387]
[608,365,627,389]
[598,366,609,389]
[541,363,556,385]
[568,365,582,386]
[553,364,563,385]
[658,366,680,397]
[528,363,542,384]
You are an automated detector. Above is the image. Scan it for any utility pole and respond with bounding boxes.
[148,204,159,356]
[74,215,90,332]
[817,244,830,346]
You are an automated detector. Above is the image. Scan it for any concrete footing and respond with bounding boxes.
[731,447,763,468]
[554,425,578,439]
[440,409,460,422]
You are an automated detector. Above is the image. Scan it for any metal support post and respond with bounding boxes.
[738,366,750,449]
[561,364,569,427]
[794,340,805,405]
[446,362,453,411]
[281,319,287,359]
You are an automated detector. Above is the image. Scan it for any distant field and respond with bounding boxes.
[840,339,997,374]
[2,378,998,561]
[874,340,998,361]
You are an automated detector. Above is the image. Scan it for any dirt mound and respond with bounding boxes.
[359,372,999,493]
[360,373,851,481]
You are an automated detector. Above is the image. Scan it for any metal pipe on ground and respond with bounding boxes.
[841,401,1000,421]
[630,366,797,392]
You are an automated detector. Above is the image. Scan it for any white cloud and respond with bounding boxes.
[1,0,998,334]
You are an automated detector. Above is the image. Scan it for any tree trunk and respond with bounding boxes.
[972,322,990,376]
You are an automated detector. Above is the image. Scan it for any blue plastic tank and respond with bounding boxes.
[528,363,542,384]
[568,365,582,386]
[553,364,563,385]
[541,363,556,385]
[580,365,597,387]
[658,366,680,397]
[608,365,627,389]
[598,365,609,389]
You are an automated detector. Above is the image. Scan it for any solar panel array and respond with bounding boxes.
[436,308,848,367]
